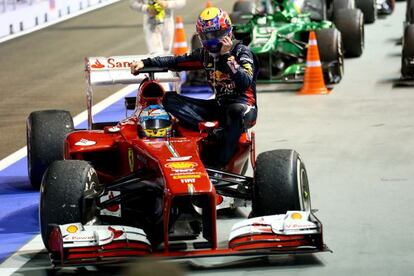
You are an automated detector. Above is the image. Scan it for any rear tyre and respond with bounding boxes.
[252,150,311,217]
[40,160,99,250]
[331,0,355,16]
[402,24,414,78]
[257,54,271,80]
[26,110,74,189]
[407,0,414,24]
[303,0,327,20]
[355,0,376,23]
[315,28,344,84]
[334,9,364,57]
[232,0,255,13]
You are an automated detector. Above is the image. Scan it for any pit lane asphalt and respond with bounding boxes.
[1,1,414,275]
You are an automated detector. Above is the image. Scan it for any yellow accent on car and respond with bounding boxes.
[128,148,134,172]
[66,225,79,233]
[291,212,302,220]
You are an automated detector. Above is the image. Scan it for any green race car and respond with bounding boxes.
[230,0,365,84]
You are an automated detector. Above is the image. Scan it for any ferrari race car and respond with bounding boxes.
[230,0,365,84]
[26,55,328,266]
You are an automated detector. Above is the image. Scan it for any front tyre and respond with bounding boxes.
[252,150,311,217]
[40,160,100,250]
[402,24,414,79]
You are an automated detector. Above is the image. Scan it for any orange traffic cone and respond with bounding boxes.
[298,31,329,95]
[205,0,213,8]
[173,16,188,56]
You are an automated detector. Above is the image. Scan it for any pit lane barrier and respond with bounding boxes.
[0,0,120,42]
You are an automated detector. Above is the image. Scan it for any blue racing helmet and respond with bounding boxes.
[196,7,233,54]
[138,104,172,138]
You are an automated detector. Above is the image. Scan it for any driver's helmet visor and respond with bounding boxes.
[141,118,171,130]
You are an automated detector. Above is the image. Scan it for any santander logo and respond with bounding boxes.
[91,59,105,69]
[90,58,133,70]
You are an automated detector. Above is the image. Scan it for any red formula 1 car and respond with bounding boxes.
[26,55,328,266]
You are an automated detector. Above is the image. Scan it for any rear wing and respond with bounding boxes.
[84,55,180,129]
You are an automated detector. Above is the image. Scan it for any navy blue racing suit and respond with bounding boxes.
[141,41,258,167]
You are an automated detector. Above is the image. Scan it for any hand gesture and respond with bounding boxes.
[220,36,233,55]
[130,61,144,76]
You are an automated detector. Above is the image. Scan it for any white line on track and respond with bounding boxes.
[0,0,121,44]
[0,235,43,275]
[0,84,138,274]
[0,84,138,172]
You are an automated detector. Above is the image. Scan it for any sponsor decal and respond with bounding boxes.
[290,212,302,220]
[107,58,132,69]
[165,162,197,170]
[128,148,134,172]
[90,58,133,70]
[75,139,96,146]
[167,156,192,161]
[173,174,201,180]
[181,178,195,184]
[67,235,95,240]
[170,171,201,177]
[171,168,195,173]
[66,225,78,234]
[284,223,314,229]
[91,59,105,69]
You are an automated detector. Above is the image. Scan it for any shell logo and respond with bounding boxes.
[165,162,198,169]
[291,212,302,220]
[66,225,79,233]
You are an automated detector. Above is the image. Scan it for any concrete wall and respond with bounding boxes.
[0,0,118,40]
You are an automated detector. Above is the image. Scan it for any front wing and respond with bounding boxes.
[48,211,328,266]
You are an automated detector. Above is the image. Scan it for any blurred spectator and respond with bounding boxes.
[130,0,186,54]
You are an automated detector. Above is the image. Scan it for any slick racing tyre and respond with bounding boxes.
[256,54,271,80]
[252,150,311,217]
[402,24,414,78]
[330,0,355,18]
[407,0,414,24]
[334,8,365,57]
[26,110,74,189]
[40,160,100,250]
[316,28,344,84]
[355,0,376,23]
[231,0,256,26]
[232,0,255,13]
[303,0,327,20]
